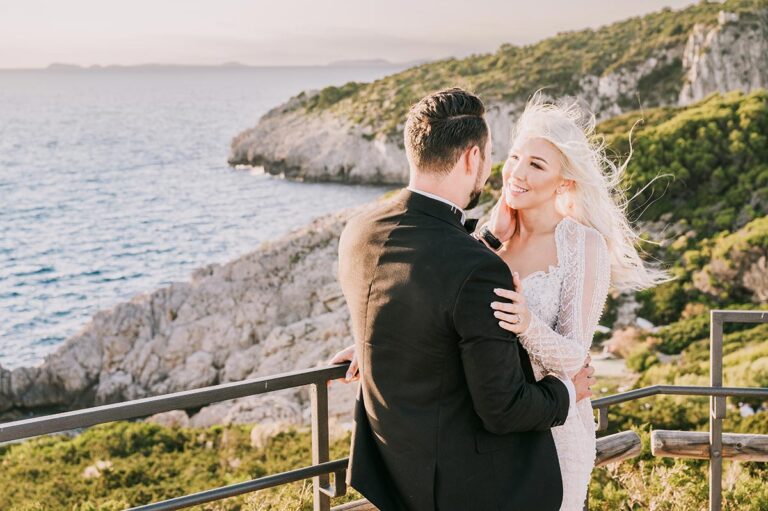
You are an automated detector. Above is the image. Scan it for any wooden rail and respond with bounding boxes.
[652,430,768,462]
[595,430,642,467]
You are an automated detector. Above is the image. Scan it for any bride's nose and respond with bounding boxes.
[509,159,526,182]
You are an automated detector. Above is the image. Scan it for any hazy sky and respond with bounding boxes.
[0,0,700,69]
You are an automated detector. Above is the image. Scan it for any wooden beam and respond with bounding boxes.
[596,430,642,467]
[652,430,768,462]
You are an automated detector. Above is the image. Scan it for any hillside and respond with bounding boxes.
[591,90,768,326]
[229,0,768,184]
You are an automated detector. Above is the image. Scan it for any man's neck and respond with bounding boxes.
[407,184,467,224]
[408,175,468,210]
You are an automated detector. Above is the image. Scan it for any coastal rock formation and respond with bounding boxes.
[0,204,375,424]
[228,95,407,184]
[679,11,768,104]
[229,8,768,184]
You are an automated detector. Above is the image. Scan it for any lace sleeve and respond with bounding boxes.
[519,223,611,378]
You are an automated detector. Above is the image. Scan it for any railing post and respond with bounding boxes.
[311,382,331,511]
[709,311,724,511]
[596,406,608,432]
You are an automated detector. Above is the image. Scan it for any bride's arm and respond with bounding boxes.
[493,228,610,378]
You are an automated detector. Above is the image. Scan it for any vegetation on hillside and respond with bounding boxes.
[293,0,764,139]
[581,91,767,509]
[594,91,768,325]
[0,422,362,510]
[602,90,768,237]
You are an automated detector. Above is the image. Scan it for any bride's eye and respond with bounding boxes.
[509,154,519,160]
[531,161,542,170]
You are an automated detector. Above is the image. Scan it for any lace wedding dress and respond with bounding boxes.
[516,217,611,511]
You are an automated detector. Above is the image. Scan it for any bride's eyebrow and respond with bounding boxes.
[531,155,548,164]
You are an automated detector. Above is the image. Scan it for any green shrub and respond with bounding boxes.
[626,344,660,372]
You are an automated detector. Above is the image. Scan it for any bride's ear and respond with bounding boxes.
[557,179,574,194]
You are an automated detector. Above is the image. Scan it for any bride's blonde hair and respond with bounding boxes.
[510,92,670,291]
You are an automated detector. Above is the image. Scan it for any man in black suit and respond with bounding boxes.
[332,88,594,511]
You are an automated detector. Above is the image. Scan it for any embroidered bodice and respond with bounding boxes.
[519,217,610,380]
[514,216,611,511]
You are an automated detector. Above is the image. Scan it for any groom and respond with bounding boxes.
[335,88,593,511]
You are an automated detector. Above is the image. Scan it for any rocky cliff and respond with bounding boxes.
[229,4,768,184]
[0,205,376,426]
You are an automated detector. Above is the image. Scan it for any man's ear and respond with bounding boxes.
[465,145,481,176]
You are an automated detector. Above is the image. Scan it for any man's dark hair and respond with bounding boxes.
[404,88,489,174]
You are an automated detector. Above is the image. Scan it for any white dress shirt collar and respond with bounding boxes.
[406,186,466,224]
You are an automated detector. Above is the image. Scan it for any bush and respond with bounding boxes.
[626,345,659,372]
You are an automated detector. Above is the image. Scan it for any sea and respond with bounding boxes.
[0,65,404,369]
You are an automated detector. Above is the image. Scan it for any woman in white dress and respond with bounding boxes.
[483,95,668,510]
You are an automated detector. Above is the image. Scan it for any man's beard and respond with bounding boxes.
[466,188,482,210]
[465,164,486,210]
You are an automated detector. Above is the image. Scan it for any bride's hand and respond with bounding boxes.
[491,272,531,334]
[328,344,359,384]
[488,193,517,243]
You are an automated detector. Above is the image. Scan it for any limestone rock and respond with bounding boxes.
[228,99,408,184]
[1,202,381,426]
[250,422,293,450]
[189,392,304,428]
[82,460,113,479]
[679,12,768,105]
[146,410,190,428]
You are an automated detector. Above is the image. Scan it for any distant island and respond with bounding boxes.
[326,58,430,67]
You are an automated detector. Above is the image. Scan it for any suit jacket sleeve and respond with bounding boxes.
[453,256,570,434]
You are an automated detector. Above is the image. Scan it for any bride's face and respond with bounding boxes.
[501,137,567,211]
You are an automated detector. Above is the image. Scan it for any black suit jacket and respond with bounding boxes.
[339,189,570,511]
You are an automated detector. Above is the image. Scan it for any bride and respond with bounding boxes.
[478,95,668,510]
[332,94,667,510]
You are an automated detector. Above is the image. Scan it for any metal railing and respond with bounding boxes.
[0,365,350,511]
[592,310,768,511]
[0,309,766,511]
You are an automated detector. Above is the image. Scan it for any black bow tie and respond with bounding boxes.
[463,218,479,233]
